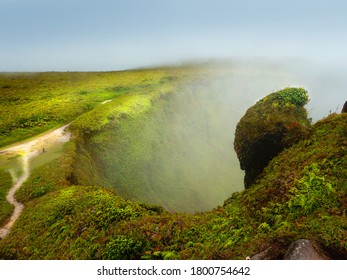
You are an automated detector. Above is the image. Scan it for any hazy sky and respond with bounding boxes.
[1,0,347,71]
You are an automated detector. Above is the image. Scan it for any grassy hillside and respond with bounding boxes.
[0,69,182,148]
[0,64,345,259]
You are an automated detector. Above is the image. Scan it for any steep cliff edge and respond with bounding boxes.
[67,71,245,212]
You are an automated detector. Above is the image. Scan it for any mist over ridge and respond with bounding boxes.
[1,59,345,212]
[67,60,343,212]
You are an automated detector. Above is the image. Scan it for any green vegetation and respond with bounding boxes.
[0,70,182,148]
[0,65,346,259]
[0,185,163,259]
[14,142,76,203]
[259,87,309,107]
[0,170,13,225]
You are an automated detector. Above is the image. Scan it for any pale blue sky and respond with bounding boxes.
[1,0,347,71]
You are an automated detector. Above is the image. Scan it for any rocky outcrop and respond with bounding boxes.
[284,239,329,260]
[248,239,329,260]
[341,101,347,113]
[234,88,311,188]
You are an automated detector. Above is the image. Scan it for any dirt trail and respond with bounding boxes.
[101,99,112,104]
[0,124,71,239]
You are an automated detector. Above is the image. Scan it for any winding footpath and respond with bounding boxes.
[0,124,71,239]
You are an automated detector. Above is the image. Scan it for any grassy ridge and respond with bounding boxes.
[0,69,181,148]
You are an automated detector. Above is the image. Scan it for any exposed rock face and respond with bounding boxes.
[249,243,284,260]
[284,239,329,260]
[341,101,347,113]
[248,239,329,260]
[234,88,311,188]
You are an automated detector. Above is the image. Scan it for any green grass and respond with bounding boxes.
[0,170,13,225]
[0,69,183,148]
[14,142,76,203]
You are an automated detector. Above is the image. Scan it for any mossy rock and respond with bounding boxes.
[234,87,311,187]
[342,101,347,113]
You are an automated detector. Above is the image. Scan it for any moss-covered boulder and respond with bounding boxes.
[234,87,311,187]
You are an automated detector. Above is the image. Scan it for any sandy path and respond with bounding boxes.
[0,124,71,239]
[0,124,70,156]
[101,99,112,104]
